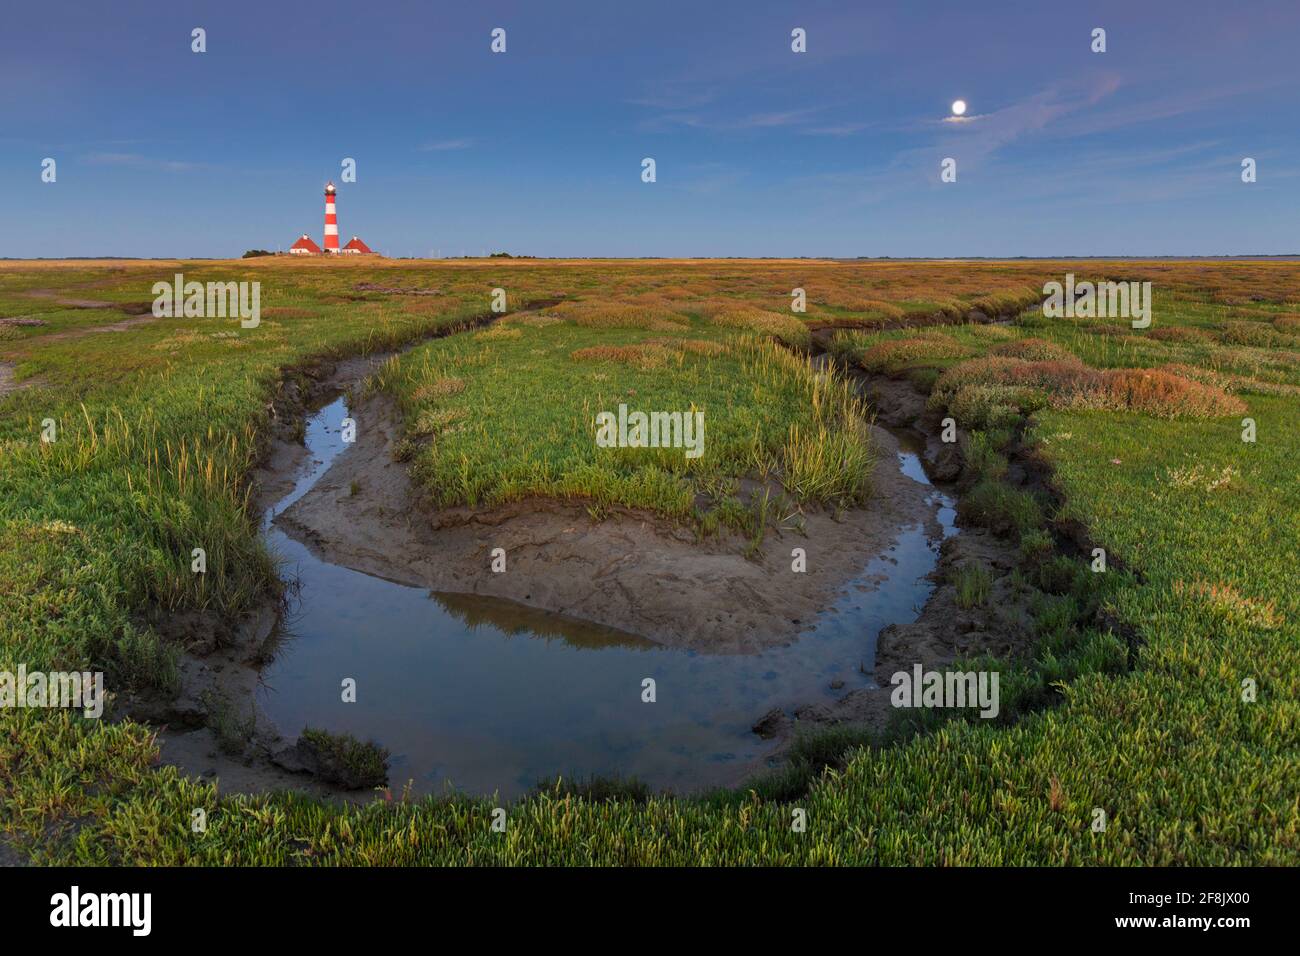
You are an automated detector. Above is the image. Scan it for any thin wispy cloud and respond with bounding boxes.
[628,88,720,111]
[1034,148,1296,206]
[928,78,1123,170]
[418,138,474,152]
[677,163,747,195]
[729,109,820,129]
[630,8,889,104]
[1056,79,1284,139]
[642,107,822,133]
[789,79,1126,206]
[84,152,204,172]
[802,121,875,137]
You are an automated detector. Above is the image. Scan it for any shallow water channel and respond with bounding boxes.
[257,394,956,798]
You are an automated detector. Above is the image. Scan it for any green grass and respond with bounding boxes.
[1,259,1297,865]
[296,728,390,790]
[954,562,993,608]
[378,310,873,532]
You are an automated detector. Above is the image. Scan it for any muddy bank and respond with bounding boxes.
[130,597,355,797]
[140,330,526,795]
[752,348,1040,743]
[251,394,955,794]
[275,391,936,654]
[0,836,27,868]
[763,524,1034,737]
[27,313,157,344]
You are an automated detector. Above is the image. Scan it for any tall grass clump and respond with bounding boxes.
[703,306,811,347]
[858,333,971,372]
[932,357,1244,419]
[735,338,874,505]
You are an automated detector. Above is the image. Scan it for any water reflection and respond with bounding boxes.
[256,396,954,798]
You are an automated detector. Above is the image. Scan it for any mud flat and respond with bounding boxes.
[276,390,937,654]
[250,397,954,793]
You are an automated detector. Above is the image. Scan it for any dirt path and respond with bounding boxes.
[14,288,157,342]
[0,363,20,396]
[1,317,152,400]
[33,314,158,342]
[0,362,47,396]
[20,289,119,309]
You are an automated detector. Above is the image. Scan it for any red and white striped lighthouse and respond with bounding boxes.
[323,181,340,254]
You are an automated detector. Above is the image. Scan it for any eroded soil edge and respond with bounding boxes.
[760,324,1134,749]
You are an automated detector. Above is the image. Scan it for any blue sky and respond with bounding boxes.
[4,0,1298,258]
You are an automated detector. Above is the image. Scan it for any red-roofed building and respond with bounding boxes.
[342,236,375,255]
[282,184,382,256]
[289,234,322,255]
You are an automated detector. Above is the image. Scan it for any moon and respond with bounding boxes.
[951,99,967,116]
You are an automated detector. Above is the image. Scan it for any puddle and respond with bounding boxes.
[257,395,955,798]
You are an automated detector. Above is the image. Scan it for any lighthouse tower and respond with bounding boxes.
[323,181,340,254]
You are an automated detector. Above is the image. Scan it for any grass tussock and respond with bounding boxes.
[1173,579,1282,631]
[554,300,688,331]
[411,377,466,401]
[964,323,1019,341]
[1159,362,1300,398]
[990,337,1077,363]
[1089,368,1247,418]
[704,306,810,347]
[954,562,993,607]
[1148,326,1216,344]
[569,343,676,369]
[1217,320,1298,349]
[645,336,729,356]
[297,728,390,790]
[859,333,971,372]
[932,356,1244,419]
[475,325,522,341]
